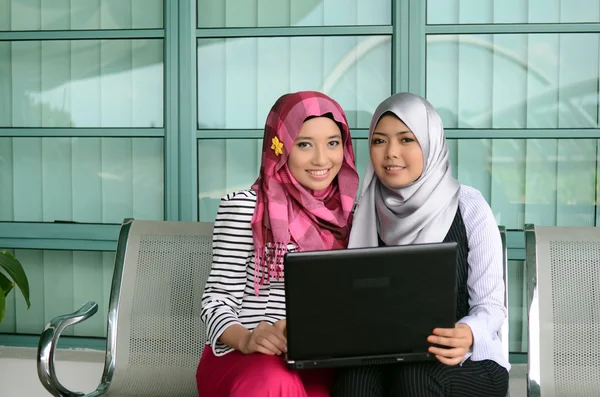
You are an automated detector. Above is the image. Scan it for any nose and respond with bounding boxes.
[384,141,399,159]
[312,146,327,166]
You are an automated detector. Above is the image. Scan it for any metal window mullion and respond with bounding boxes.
[0,239,116,251]
[178,0,198,222]
[444,129,600,139]
[425,22,600,35]
[0,29,164,41]
[0,222,120,252]
[0,128,164,137]
[163,0,179,221]
[196,25,393,38]
[408,0,427,96]
[392,0,410,93]
[0,222,120,239]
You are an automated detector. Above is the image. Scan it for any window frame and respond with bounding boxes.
[2,0,599,358]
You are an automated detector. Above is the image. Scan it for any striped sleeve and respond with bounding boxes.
[457,185,507,364]
[200,190,256,356]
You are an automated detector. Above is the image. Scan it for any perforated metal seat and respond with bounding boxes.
[37,219,214,397]
[525,224,600,397]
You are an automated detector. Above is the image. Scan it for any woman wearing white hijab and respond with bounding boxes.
[332,93,510,397]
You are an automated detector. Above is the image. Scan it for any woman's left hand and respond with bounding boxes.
[427,323,473,366]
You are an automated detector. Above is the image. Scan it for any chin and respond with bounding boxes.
[305,180,332,191]
[381,178,410,190]
[312,183,331,191]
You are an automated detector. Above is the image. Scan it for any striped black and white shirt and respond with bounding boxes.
[201,189,294,356]
[201,186,510,371]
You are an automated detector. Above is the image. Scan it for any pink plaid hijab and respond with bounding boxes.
[251,91,359,294]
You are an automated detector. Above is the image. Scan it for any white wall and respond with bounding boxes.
[0,347,104,397]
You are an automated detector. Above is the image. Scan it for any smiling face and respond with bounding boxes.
[287,116,344,192]
[369,113,424,189]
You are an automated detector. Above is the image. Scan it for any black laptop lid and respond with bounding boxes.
[284,242,457,361]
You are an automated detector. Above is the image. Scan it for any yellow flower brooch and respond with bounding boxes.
[271,136,283,156]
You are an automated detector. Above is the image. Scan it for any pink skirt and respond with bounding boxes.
[196,347,333,397]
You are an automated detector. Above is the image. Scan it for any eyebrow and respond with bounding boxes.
[295,134,342,140]
[372,131,412,137]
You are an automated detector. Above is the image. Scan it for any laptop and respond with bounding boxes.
[283,242,457,370]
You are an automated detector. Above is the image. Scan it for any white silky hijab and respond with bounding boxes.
[349,92,460,248]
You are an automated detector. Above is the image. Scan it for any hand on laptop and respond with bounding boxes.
[239,321,288,356]
[426,323,473,366]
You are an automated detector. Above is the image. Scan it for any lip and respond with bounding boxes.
[306,169,331,180]
[383,165,406,174]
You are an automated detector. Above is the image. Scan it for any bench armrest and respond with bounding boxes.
[37,301,99,397]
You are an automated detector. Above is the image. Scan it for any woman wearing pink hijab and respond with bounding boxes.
[196,91,360,397]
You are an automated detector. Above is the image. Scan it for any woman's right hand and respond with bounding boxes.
[238,321,288,356]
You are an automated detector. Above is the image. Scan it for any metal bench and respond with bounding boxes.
[35,220,512,397]
[37,219,214,397]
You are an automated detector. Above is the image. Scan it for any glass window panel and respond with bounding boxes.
[447,138,599,229]
[0,0,163,30]
[197,139,262,222]
[0,39,164,128]
[197,0,391,28]
[0,137,164,223]
[197,35,391,129]
[426,34,600,129]
[0,249,114,337]
[427,0,600,24]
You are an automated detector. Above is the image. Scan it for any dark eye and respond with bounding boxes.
[297,141,311,148]
[372,138,385,145]
[401,137,415,143]
[328,140,340,147]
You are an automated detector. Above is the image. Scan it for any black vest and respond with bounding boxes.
[378,209,470,321]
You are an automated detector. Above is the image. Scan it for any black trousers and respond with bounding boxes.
[331,359,509,397]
